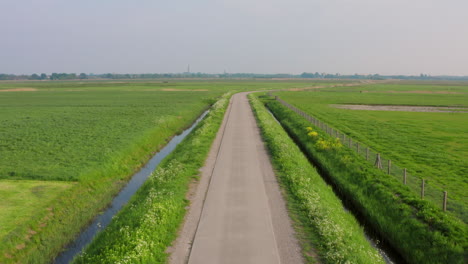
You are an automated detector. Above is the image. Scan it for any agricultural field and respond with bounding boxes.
[275,81,468,221]
[263,92,466,263]
[0,79,336,263]
[0,180,73,238]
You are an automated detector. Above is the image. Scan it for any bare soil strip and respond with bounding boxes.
[169,93,303,264]
[361,90,464,94]
[161,88,209,92]
[0,88,37,92]
[333,104,468,113]
[288,80,378,91]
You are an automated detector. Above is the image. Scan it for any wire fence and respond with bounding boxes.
[268,93,466,221]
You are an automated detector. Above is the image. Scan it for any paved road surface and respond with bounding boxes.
[183,92,303,264]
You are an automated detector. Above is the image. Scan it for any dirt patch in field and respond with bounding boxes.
[287,81,376,91]
[361,90,463,94]
[160,88,209,92]
[332,104,468,113]
[0,88,38,92]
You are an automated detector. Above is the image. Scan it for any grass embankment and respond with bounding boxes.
[276,85,468,221]
[264,97,466,264]
[249,94,384,264]
[73,93,231,263]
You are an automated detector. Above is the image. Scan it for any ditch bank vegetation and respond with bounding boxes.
[0,97,223,264]
[249,94,385,264]
[72,93,231,263]
[262,96,466,264]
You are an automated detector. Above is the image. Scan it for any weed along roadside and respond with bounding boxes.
[249,94,386,264]
[259,94,466,264]
[72,93,231,263]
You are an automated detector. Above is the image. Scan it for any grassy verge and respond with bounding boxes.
[263,96,466,264]
[249,94,384,264]
[73,93,231,263]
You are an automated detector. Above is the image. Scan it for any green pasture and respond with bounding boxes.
[264,97,466,263]
[276,83,468,210]
[0,180,72,238]
[0,79,340,263]
[0,80,342,182]
[0,89,215,181]
[74,93,230,263]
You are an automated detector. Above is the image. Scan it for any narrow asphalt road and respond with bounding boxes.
[183,92,303,264]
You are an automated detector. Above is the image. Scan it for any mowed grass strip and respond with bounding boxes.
[73,93,231,263]
[249,94,384,264]
[0,180,73,238]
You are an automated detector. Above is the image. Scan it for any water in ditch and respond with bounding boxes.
[266,108,405,264]
[53,110,209,264]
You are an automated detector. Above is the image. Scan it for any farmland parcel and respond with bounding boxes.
[266,81,467,263]
[274,82,468,220]
[0,80,328,263]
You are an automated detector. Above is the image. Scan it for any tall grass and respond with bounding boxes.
[249,94,384,264]
[264,98,466,264]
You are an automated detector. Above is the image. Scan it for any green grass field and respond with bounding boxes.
[275,82,468,220]
[264,96,466,263]
[0,180,73,238]
[74,92,231,263]
[0,80,338,263]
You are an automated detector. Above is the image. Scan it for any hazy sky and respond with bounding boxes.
[1,0,467,75]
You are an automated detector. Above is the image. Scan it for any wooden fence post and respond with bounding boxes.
[375,153,382,169]
[348,137,352,148]
[366,147,369,161]
[403,168,407,184]
[388,160,391,174]
[421,179,425,199]
[357,142,360,153]
[443,191,447,212]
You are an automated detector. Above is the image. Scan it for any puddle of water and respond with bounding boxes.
[53,110,209,264]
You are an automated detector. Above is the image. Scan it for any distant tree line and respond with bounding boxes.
[1,72,468,81]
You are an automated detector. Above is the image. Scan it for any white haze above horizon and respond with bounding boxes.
[1,0,467,76]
